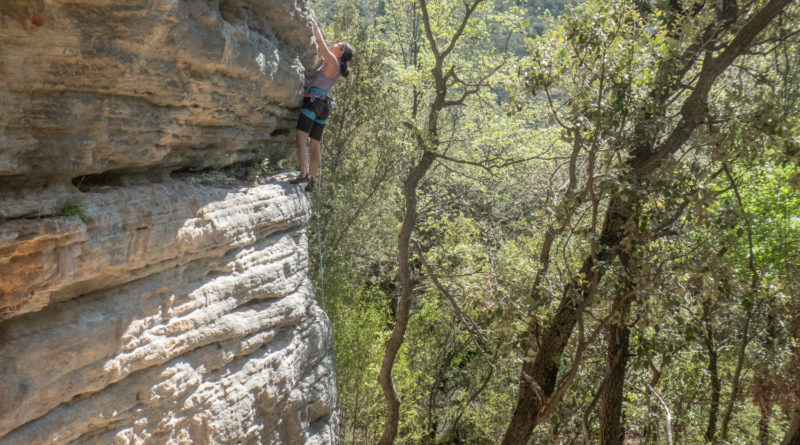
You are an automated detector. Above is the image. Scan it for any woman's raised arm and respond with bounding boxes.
[312,19,338,76]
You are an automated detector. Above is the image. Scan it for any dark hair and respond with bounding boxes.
[339,42,354,77]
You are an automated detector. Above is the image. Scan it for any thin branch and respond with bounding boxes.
[434,151,556,173]
[451,345,501,431]
[645,382,674,445]
[413,239,495,366]
[533,283,641,424]
[722,162,759,286]
[445,30,513,107]
[542,83,572,132]
[650,167,725,238]
[719,160,762,441]
[533,305,600,423]
[581,380,605,445]
[418,0,440,58]
[440,0,483,59]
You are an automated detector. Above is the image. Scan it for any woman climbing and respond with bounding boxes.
[291,18,353,192]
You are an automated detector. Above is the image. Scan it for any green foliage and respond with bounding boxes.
[394,291,516,443]
[59,203,92,222]
[328,279,390,444]
[308,0,800,443]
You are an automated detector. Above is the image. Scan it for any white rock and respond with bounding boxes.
[0,174,338,444]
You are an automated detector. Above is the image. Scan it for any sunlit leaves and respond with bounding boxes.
[310,0,800,442]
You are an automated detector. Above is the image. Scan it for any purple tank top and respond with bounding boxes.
[309,65,339,95]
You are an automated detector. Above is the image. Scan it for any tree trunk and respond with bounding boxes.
[783,367,800,445]
[699,282,721,444]
[781,316,800,445]
[598,315,631,445]
[758,408,770,445]
[501,1,791,441]
[599,258,635,445]
[502,197,627,444]
[377,1,490,441]
[784,404,800,445]
[377,151,437,445]
[500,294,582,444]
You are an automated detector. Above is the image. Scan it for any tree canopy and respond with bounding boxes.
[307,0,799,442]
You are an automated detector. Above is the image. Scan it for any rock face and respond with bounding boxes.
[0,1,337,444]
[1,0,315,188]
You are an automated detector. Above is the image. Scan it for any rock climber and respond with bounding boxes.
[291,17,353,192]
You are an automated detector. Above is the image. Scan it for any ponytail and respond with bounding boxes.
[339,42,354,77]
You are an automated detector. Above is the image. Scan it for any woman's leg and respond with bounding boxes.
[295,129,309,177]
[308,121,325,179]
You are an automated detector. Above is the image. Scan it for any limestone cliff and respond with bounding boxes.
[0,1,337,443]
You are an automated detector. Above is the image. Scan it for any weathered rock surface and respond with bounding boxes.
[0,174,338,444]
[1,175,309,321]
[0,1,338,443]
[0,0,316,187]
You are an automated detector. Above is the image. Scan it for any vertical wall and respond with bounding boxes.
[0,1,337,443]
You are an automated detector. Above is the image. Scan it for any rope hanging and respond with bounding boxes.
[315,149,326,309]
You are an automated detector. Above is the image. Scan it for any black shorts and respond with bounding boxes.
[296,96,331,141]
[296,112,326,141]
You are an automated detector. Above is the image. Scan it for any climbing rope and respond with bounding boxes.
[315,149,326,310]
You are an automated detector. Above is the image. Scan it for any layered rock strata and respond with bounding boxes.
[0,0,338,443]
[0,174,338,444]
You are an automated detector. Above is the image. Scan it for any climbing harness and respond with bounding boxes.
[301,88,335,124]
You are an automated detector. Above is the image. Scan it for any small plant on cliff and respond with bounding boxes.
[60,203,93,223]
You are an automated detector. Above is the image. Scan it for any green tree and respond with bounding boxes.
[502,0,797,442]
[309,0,800,442]
[375,1,524,442]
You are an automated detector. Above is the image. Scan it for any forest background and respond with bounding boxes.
[298,0,800,443]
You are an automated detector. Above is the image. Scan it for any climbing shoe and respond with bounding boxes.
[290,175,309,185]
[305,178,315,192]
